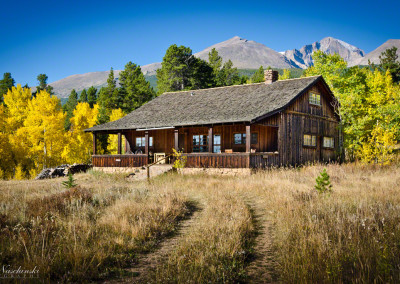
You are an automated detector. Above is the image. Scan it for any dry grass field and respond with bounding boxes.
[1,163,400,283]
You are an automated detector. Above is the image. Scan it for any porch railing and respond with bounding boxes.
[92,152,280,168]
[92,154,148,167]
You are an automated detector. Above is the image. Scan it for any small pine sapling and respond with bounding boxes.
[62,173,77,189]
[315,168,332,194]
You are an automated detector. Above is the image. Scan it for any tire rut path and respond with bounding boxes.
[104,201,202,284]
[244,197,279,283]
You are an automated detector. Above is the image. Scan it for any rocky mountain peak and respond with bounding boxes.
[284,37,365,68]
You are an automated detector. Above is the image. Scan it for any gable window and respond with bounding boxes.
[323,137,334,148]
[251,133,258,144]
[193,134,208,152]
[304,134,316,147]
[136,137,153,147]
[234,133,246,145]
[213,134,221,153]
[309,93,321,106]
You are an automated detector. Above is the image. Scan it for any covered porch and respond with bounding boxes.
[91,123,280,168]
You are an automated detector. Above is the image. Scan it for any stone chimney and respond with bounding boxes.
[264,69,279,84]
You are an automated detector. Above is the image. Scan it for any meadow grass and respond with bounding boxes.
[0,163,399,282]
[0,172,189,281]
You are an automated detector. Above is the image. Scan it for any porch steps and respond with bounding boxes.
[126,164,174,181]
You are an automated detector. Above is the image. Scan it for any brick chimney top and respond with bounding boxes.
[264,69,279,84]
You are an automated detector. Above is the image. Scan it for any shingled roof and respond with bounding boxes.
[86,75,329,132]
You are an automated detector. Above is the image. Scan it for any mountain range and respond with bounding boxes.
[47,36,400,98]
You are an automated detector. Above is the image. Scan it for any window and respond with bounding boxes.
[309,93,321,106]
[136,137,153,147]
[213,135,221,153]
[251,133,258,144]
[304,134,316,147]
[323,137,334,148]
[193,134,208,152]
[234,133,246,145]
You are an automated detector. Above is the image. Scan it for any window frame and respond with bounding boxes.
[303,134,317,147]
[323,136,334,149]
[233,133,246,145]
[192,134,208,152]
[135,136,153,147]
[309,92,321,106]
[213,134,221,153]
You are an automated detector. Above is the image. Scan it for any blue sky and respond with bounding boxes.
[1,0,399,86]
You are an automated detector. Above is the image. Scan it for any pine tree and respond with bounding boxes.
[208,48,222,76]
[87,86,97,107]
[251,66,265,83]
[315,168,332,194]
[118,62,155,112]
[156,45,195,94]
[190,58,215,89]
[63,89,78,130]
[104,68,123,109]
[0,72,15,103]
[36,74,54,96]
[62,173,77,189]
[220,60,240,86]
[379,47,400,83]
[79,89,88,103]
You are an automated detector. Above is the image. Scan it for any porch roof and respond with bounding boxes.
[85,75,330,132]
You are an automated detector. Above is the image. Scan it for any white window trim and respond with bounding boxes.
[304,134,317,147]
[309,92,321,106]
[323,137,334,148]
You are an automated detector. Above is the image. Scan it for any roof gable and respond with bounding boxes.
[86,76,330,132]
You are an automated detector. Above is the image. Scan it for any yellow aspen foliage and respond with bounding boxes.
[107,109,126,154]
[0,105,14,179]
[28,168,38,180]
[0,133,13,179]
[63,102,99,164]
[14,165,25,180]
[359,123,396,165]
[3,84,31,131]
[19,90,66,170]
[279,69,292,80]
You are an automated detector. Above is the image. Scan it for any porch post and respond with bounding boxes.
[92,132,97,155]
[208,127,213,153]
[145,131,149,155]
[246,124,251,153]
[117,132,122,154]
[124,136,128,153]
[174,129,179,151]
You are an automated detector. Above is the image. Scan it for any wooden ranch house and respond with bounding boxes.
[85,70,340,169]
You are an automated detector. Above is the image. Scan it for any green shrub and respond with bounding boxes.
[315,168,332,194]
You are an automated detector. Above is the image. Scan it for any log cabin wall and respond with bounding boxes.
[124,129,175,154]
[123,124,279,155]
[176,124,278,153]
[277,81,340,166]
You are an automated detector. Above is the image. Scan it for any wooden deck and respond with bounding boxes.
[92,152,280,168]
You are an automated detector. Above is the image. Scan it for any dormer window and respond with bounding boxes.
[309,93,321,106]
